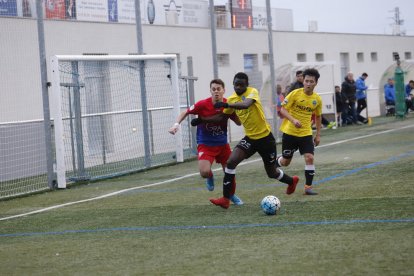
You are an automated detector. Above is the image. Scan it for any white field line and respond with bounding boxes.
[1,124,413,221]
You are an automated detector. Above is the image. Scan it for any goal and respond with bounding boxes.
[50,55,183,188]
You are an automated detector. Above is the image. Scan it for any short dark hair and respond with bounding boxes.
[362,72,368,77]
[303,68,320,82]
[210,78,225,88]
[409,80,414,84]
[335,85,340,89]
[233,72,249,84]
[296,70,303,76]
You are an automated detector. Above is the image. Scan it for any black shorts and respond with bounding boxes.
[236,132,276,164]
[281,133,314,159]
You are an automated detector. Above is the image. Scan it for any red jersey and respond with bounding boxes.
[186,97,234,146]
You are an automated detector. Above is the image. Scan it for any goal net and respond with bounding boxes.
[51,55,185,188]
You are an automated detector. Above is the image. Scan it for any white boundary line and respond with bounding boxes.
[1,124,413,221]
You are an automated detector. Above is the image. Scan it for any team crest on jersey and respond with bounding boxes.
[189,105,195,110]
[312,100,317,106]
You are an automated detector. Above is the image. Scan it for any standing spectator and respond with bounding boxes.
[275,84,285,117]
[355,72,369,123]
[287,70,304,95]
[342,72,361,125]
[384,78,396,115]
[405,80,414,113]
[333,85,345,126]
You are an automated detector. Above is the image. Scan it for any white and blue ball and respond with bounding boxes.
[260,195,281,215]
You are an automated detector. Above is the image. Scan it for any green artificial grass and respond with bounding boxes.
[0,117,413,275]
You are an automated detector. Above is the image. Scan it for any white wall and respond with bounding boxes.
[1,16,414,125]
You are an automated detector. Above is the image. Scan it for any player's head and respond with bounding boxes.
[210,79,225,101]
[233,72,249,95]
[362,72,368,79]
[409,80,414,88]
[303,68,320,94]
[210,78,225,88]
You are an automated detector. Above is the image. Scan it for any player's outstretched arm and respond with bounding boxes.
[229,113,241,126]
[169,110,188,135]
[214,98,255,110]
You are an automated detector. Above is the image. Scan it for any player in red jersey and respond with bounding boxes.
[169,79,243,205]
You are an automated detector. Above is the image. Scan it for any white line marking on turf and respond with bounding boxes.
[1,124,413,221]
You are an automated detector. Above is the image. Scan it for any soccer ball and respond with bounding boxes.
[260,195,281,215]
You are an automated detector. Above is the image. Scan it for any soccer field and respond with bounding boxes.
[1,116,414,275]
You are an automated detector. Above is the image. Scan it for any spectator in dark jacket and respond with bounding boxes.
[341,72,361,125]
[333,85,345,126]
[287,70,304,94]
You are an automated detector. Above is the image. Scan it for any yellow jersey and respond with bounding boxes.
[280,88,322,137]
[223,87,271,140]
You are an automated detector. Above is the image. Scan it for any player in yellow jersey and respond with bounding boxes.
[194,72,299,209]
[278,68,322,195]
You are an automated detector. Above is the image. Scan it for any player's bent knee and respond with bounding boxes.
[304,154,314,163]
[226,159,238,170]
[282,158,292,166]
[199,171,211,178]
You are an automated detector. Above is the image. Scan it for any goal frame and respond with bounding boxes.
[50,54,182,188]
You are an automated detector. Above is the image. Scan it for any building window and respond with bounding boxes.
[340,52,349,80]
[315,53,324,62]
[370,52,378,62]
[357,52,364,62]
[392,52,400,61]
[297,53,306,62]
[262,53,269,65]
[217,54,230,67]
[243,54,258,72]
[215,6,228,28]
[405,52,412,60]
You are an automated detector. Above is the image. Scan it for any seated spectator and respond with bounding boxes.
[311,114,335,129]
[384,78,396,116]
[405,80,414,113]
[384,78,396,105]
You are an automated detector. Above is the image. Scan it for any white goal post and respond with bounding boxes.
[50,54,182,188]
